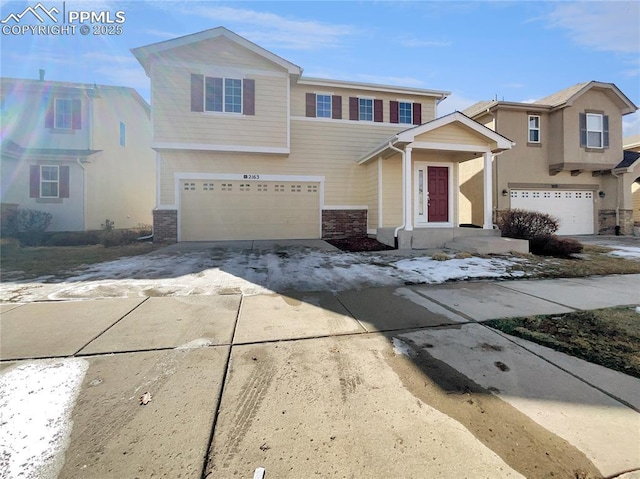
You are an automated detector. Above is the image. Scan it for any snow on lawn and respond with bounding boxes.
[606,245,640,259]
[0,359,88,479]
[0,248,529,303]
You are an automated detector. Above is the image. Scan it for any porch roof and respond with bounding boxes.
[358,111,515,164]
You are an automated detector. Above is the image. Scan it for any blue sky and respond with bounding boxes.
[2,0,639,136]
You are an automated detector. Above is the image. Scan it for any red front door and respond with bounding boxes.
[427,166,449,222]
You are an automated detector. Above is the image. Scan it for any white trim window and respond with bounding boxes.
[55,98,73,129]
[359,98,373,121]
[205,77,242,113]
[528,115,540,143]
[399,101,413,124]
[586,113,603,148]
[316,94,331,118]
[40,165,59,198]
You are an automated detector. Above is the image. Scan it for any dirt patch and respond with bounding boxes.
[485,306,640,379]
[326,237,395,252]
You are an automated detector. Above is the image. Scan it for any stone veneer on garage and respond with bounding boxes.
[598,209,634,235]
[153,209,178,243]
[321,209,367,239]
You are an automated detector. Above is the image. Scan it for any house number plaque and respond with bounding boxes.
[243,174,260,180]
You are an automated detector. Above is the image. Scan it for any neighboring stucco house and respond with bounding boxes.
[463,82,638,235]
[133,27,522,251]
[0,76,154,232]
[623,135,640,228]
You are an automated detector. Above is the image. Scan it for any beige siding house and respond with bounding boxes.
[464,82,638,235]
[134,27,521,250]
[622,135,640,227]
[1,77,154,231]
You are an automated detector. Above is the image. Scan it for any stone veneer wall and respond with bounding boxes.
[321,209,367,239]
[598,209,633,235]
[153,209,178,243]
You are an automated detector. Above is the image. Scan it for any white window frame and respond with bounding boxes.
[528,115,540,143]
[55,98,73,130]
[316,94,332,118]
[399,101,413,124]
[586,113,603,148]
[359,97,374,122]
[204,76,243,114]
[40,165,59,198]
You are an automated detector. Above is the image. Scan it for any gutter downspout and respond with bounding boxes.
[388,141,406,240]
[76,157,86,230]
[611,169,621,234]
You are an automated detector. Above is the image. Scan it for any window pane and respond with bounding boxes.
[316,94,331,118]
[41,166,58,181]
[528,116,539,128]
[42,182,58,197]
[399,102,412,124]
[205,77,223,112]
[359,98,373,121]
[529,130,539,142]
[587,131,602,148]
[224,78,242,113]
[55,99,72,129]
[586,114,602,131]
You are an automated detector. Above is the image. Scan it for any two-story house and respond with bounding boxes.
[0,76,154,232]
[133,27,524,251]
[463,82,638,235]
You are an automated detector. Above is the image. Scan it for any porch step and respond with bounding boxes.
[445,236,529,254]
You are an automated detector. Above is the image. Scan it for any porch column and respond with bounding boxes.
[404,146,413,231]
[483,152,493,229]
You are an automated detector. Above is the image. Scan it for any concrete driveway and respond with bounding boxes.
[1,276,639,478]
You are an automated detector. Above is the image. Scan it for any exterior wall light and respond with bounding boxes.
[598,191,606,198]
[502,189,509,197]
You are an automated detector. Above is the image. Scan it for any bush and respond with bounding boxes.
[529,235,583,258]
[498,209,559,240]
[45,231,101,246]
[100,229,140,247]
[6,208,53,245]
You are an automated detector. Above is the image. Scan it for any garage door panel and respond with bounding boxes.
[180,180,320,241]
[510,189,594,235]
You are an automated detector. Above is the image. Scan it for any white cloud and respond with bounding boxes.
[438,93,478,116]
[141,28,183,39]
[182,6,357,50]
[623,111,640,137]
[548,2,640,53]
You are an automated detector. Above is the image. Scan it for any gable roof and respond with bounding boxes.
[615,150,640,170]
[533,82,590,107]
[132,26,302,77]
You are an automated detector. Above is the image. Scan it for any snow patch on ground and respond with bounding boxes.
[0,248,530,303]
[635,306,640,314]
[392,337,415,357]
[176,338,214,349]
[606,246,640,259]
[0,358,88,479]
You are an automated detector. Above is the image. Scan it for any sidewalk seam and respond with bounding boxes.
[335,295,370,333]
[494,282,581,311]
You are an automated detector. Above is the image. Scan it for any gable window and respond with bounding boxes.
[119,122,126,146]
[45,98,81,130]
[399,102,413,124]
[316,94,331,118]
[359,98,373,121]
[40,165,59,198]
[191,74,255,115]
[55,99,73,129]
[528,115,540,143]
[580,112,609,149]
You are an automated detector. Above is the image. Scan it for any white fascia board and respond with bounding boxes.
[153,143,289,155]
[174,172,325,183]
[297,77,449,99]
[408,141,491,153]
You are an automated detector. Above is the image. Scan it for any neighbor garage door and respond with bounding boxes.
[510,189,594,235]
[180,180,320,241]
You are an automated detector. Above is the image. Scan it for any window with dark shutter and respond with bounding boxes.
[59,166,70,198]
[45,98,54,128]
[349,97,358,120]
[243,79,255,115]
[390,101,399,123]
[374,99,383,122]
[579,113,587,147]
[306,93,316,117]
[332,95,342,119]
[413,103,422,125]
[29,165,40,198]
[71,99,81,130]
[603,115,609,148]
[191,74,204,112]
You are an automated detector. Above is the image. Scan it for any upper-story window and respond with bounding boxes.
[399,102,413,124]
[45,98,81,130]
[528,115,540,143]
[316,94,331,118]
[190,74,255,115]
[55,99,73,129]
[359,98,373,121]
[580,112,609,149]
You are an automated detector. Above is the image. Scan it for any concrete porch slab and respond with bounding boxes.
[445,236,529,254]
[79,295,241,355]
[234,292,363,343]
[58,346,228,478]
[0,298,145,360]
[411,282,574,321]
[337,286,466,332]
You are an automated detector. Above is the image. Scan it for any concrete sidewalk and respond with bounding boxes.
[1,275,639,478]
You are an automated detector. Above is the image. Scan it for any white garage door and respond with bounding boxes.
[510,189,594,235]
[180,180,320,241]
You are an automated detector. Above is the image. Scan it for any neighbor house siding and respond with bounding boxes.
[365,159,378,230]
[381,155,402,227]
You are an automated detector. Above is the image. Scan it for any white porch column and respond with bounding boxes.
[404,146,413,231]
[483,152,493,229]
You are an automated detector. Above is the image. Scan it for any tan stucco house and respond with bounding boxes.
[133,27,524,250]
[464,82,639,236]
[1,77,155,232]
[623,135,640,227]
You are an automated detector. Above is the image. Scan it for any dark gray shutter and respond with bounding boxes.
[390,101,399,123]
[374,99,383,122]
[190,74,204,112]
[71,99,81,129]
[603,115,609,148]
[349,97,358,120]
[243,79,255,115]
[331,95,342,119]
[45,98,54,128]
[30,166,40,198]
[579,113,587,147]
[413,103,422,125]
[59,166,70,198]
[305,93,316,117]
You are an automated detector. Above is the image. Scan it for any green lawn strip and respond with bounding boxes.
[485,307,640,379]
[1,243,159,281]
